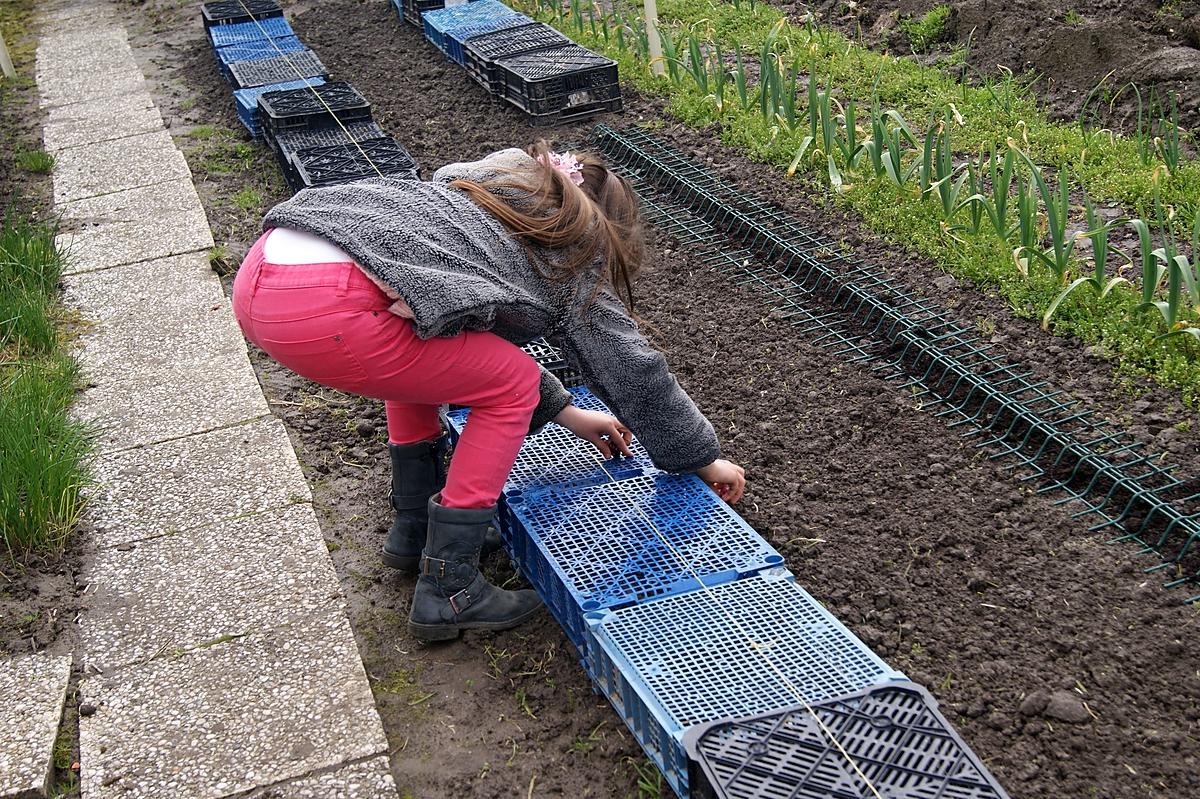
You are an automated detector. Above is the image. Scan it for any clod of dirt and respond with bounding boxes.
[1019,689,1051,716]
[1043,691,1092,724]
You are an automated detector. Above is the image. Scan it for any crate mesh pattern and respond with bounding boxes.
[215,35,306,68]
[274,121,388,157]
[510,473,783,609]
[234,78,326,137]
[202,0,282,26]
[293,137,420,189]
[591,575,904,731]
[422,0,516,51]
[208,16,294,47]
[259,81,371,134]
[446,386,656,494]
[464,23,572,90]
[229,49,328,90]
[686,682,1010,799]
[443,13,532,64]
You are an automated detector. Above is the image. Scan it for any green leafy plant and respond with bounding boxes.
[16,149,54,174]
[1014,152,1078,283]
[899,4,952,53]
[1042,195,1130,328]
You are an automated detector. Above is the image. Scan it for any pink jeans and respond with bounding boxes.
[232,232,540,509]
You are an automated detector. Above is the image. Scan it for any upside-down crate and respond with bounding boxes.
[207,16,294,48]
[462,23,571,94]
[273,120,389,188]
[442,12,531,65]
[402,0,445,27]
[233,77,327,138]
[496,44,621,122]
[201,0,282,28]
[228,49,328,90]
[583,571,906,798]
[213,36,305,82]
[421,0,515,55]
[258,81,373,143]
[684,681,1011,799]
[291,137,421,192]
[520,337,583,387]
[504,473,786,661]
[445,386,656,496]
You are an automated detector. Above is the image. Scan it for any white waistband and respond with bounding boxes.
[263,227,355,265]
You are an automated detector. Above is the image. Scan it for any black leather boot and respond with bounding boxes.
[381,437,504,572]
[407,495,541,641]
[381,438,449,572]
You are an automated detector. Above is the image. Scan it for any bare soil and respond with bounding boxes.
[793,0,1200,130]
[88,0,1200,797]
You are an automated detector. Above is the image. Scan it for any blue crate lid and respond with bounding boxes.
[234,77,326,136]
[215,35,305,66]
[423,0,514,43]
[586,572,906,733]
[446,386,659,494]
[208,15,294,47]
[444,13,531,63]
[683,681,1011,799]
[509,473,785,608]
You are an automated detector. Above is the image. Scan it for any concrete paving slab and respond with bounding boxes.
[53,129,191,203]
[57,179,212,274]
[248,758,398,799]
[62,251,230,373]
[78,610,389,799]
[86,417,311,549]
[43,93,163,152]
[73,347,269,453]
[40,0,112,22]
[0,655,72,799]
[37,28,135,77]
[37,61,145,111]
[82,503,340,672]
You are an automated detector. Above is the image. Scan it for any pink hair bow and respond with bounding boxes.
[537,150,585,186]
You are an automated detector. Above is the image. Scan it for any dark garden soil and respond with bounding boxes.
[110,0,1200,797]
[790,0,1200,130]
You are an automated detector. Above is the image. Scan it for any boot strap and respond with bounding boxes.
[419,554,449,577]
[448,586,476,615]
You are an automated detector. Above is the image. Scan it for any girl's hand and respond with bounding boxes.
[696,459,746,504]
[554,405,634,460]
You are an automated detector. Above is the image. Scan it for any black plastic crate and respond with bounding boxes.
[201,0,282,27]
[291,137,421,193]
[228,49,328,90]
[497,44,618,101]
[403,0,448,26]
[272,121,389,188]
[258,81,373,140]
[505,87,622,125]
[521,338,584,388]
[463,22,571,94]
[684,681,1011,799]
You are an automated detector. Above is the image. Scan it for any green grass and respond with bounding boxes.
[899,4,953,53]
[0,210,93,560]
[1064,9,1084,26]
[518,0,1200,404]
[232,184,265,211]
[16,149,55,174]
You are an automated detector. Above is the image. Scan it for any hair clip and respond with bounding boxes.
[536,150,586,186]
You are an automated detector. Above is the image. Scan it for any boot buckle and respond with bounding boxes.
[419,555,448,577]
[448,587,475,615]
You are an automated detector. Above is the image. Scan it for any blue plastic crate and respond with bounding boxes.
[583,572,906,798]
[215,35,305,71]
[422,0,515,54]
[684,681,1011,799]
[505,472,785,658]
[233,77,326,138]
[443,12,531,65]
[208,15,294,47]
[445,386,658,496]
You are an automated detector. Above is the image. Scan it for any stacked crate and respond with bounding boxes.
[403,0,622,124]
[447,344,1008,799]
[201,0,420,193]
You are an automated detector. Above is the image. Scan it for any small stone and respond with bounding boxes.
[1019,689,1050,717]
[79,703,97,717]
[929,463,947,476]
[115,543,135,552]
[934,274,957,291]
[1043,690,1091,723]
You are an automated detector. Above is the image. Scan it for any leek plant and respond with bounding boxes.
[1014,153,1078,284]
[1042,196,1130,329]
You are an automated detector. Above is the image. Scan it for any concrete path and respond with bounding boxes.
[0,1,398,796]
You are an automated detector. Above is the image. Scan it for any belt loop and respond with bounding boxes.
[336,262,354,297]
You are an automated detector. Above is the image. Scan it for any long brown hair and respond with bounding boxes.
[449,140,644,309]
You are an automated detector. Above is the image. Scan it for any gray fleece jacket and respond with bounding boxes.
[262,148,720,473]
